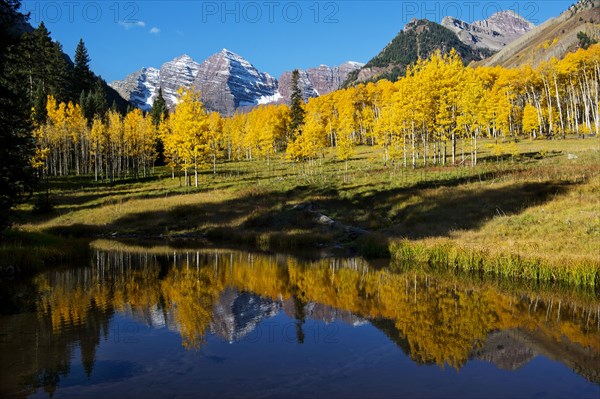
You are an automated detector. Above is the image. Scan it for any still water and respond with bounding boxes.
[1,241,599,398]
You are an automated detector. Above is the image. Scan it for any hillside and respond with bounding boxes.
[477,0,600,68]
[344,19,493,85]
[442,11,535,52]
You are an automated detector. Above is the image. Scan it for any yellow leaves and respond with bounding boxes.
[287,97,328,162]
[166,87,210,171]
[486,141,519,159]
[335,88,359,162]
[287,100,327,162]
[122,108,156,162]
[245,104,288,160]
[522,103,539,135]
[65,102,87,143]
[31,147,49,171]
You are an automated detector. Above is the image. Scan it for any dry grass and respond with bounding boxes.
[10,136,600,285]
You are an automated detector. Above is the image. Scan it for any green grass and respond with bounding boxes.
[0,230,90,273]
[8,136,600,287]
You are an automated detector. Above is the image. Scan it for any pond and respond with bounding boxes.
[1,241,599,398]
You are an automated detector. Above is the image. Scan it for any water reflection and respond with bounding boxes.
[0,241,598,398]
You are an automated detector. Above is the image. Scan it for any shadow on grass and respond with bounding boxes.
[384,181,570,238]
[40,165,575,247]
[286,179,572,239]
[43,189,291,237]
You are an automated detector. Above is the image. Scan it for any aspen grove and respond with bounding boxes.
[32,45,600,185]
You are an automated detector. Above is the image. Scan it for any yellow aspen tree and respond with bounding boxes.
[159,117,180,181]
[522,103,539,140]
[141,113,158,177]
[457,69,485,166]
[45,96,68,176]
[106,109,123,181]
[169,87,209,187]
[89,116,106,181]
[65,102,88,175]
[207,111,224,175]
[335,89,357,180]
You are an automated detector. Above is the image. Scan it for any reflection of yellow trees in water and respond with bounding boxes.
[36,252,162,333]
[161,265,223,349]
[35,248,599,368]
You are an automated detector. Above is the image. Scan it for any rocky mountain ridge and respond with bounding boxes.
[442,10,535,51]
[109,49,363,115]
[476,0,600,69]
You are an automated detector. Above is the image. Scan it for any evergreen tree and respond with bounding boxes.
[151,88,169,126]
[577,31,597,49]
[32,85,47,125]
[0,0,36,230]
[19,21,70,103]
[91,78,108,118]
[289,69,305,140]
[73,38,94,97]
[151,88,169,165]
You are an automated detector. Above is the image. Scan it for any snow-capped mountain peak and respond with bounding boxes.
[109,51,364,114]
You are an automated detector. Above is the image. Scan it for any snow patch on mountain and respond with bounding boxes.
[109,50,364,114]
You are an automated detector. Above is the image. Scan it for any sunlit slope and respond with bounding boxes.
[477,1,600,68]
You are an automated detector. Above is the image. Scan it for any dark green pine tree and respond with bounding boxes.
[151,88,168,126]
[46,40,71,101]
[151,88,168,165]
[19,21,70,104]
[288,69,305,140]
[577,31,597,49]
[79,89,93,121]
[32,84,47,125]
[73,38,94,97]
[78,78,107,123]
[0,0,37,230]
[91,78,108,119]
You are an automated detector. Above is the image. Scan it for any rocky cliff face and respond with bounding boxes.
[109,51,363,114]
[442,11,535,51]
[109,67,160,111]
[477,0,600,69]
[278,61,364,102]
[192,49,278,115]
[159,54,201,108]
[346,18,490,85]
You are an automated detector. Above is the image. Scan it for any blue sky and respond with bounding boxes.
[20,1,575,82]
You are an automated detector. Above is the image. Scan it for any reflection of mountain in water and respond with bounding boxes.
[212,288,280,342]
[1,246,599,397]
[473,329,600,383]
[472,330,535,370]
[124,287,368,344]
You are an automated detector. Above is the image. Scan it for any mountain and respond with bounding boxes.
[442,11,535,52]
[110,50,363,114]
[477,0,600,68]
[278,61,364,102]
[109,67,160,111]
[161,54,202,108]
[344,18,493,85]
[192,49,278,115]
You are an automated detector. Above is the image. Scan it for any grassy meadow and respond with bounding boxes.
[3,137,600,287]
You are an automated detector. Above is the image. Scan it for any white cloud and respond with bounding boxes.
[119,20,146,30]
[149,27,160,34]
